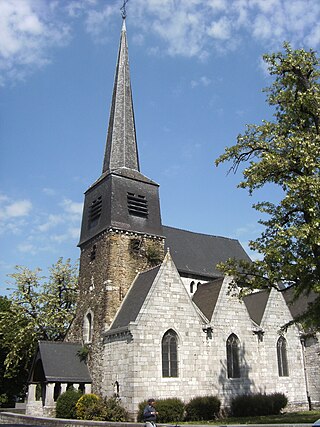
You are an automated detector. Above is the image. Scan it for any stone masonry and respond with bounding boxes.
[100,253,310,419]
[67,229,165,394]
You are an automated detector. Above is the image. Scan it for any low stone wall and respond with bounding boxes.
[0,412,140,427]
[0,412,315,427]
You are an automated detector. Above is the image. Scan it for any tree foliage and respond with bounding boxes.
[216,43,320,330]
[0,296,30,406]
[0,258,78,402]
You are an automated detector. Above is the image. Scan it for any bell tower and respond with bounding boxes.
[67,17,165,393]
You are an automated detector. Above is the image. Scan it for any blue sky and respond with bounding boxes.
[1,0,320,295]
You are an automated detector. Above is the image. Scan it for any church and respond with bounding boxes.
[26,15,320,420]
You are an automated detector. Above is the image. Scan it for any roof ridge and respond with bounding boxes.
[199,277,224,287]
[39,340,81,346]
[163,224,238,242]
[137,264,161,276]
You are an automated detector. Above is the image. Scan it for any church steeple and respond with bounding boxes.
[102,17,139,174]
[68,14,165,384]
[78,17,163,247]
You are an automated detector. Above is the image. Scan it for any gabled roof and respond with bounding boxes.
[163,225,251,279]
[192,278,224,321]
[29,341,91,383]
[282,287,318,320]
[243,290,270,326]
[109,265,161,331]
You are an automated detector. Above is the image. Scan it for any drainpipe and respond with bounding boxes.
[300,334,312,410]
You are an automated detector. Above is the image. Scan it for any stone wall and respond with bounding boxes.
[101,257,310,419]
[258,289,308,407]
[304,333,320,408]
[67,229,164,395]
[0,411,141,426]
[101,254,209,419]
[65,229,316,418]
[1,412,314,427]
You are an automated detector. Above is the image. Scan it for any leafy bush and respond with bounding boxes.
[137,398,184,423]
[137,400,148,422]
[231,393,288,417]
[270,393,288,415]
[55,388,82,419]
[75,393,104,420]
[185,395,221,421]
[75,394,128,421]
[157,398,185,423]
[103,396,128,421]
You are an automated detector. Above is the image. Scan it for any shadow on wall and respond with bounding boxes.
[218,341,255,407]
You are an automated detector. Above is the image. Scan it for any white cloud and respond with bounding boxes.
[62,199,83,216]
[84,4,118,41]
[306,25,320,47]
[191,75,211,88]
[65,0,97,18]
[1,0,320,84]
[69,227,81,239]
[207,17,232,40]
[35,199,82,235]
[50,233,69,243]
[6,200,32,217]
[207,0,227,12]
[0,0,70,85]
[0,191,81,260]
[128,0,320,57]
[0,198,32,220]
[17,242,37,254]
[37,214,64,232]
[252,14,273,41]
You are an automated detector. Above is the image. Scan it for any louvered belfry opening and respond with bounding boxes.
[88,196,102,229]
[127,192,148,218]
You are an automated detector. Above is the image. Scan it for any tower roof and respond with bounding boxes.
[102,18,139,174]
[79,18,163,246]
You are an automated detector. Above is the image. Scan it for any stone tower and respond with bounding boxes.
[67,18,165,392]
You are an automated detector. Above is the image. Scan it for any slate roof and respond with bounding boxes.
[192,278,224,321]
[243,290,270,326]
[282,287,318,320]
[103,19,140,174]
[30,341,91,383]
[109,265,161,331]
[163,225,251,279]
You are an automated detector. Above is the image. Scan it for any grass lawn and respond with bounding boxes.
[182,411,320,425]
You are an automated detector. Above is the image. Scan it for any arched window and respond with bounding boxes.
[190,281,195,294]
[226,333,240,378]
[83,311,93,343]
[90,244,97,261]
[162,329,178,377]
[277,336,289,376]
[113,380,120,398]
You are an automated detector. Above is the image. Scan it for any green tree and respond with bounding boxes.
[215,43,320,330]
[0,296,31,406]
[0,258,78,401]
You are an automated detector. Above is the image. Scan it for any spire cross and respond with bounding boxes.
[120,0,129,19]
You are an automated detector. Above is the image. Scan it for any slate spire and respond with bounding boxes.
[102,17,140,174]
